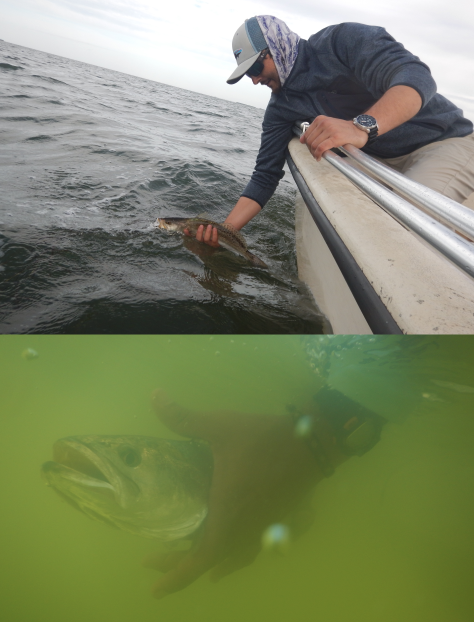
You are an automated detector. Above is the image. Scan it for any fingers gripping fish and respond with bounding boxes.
[155,217,268,268]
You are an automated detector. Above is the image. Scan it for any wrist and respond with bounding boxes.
[288,388,386,477]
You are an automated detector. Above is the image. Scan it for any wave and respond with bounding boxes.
[24,135,56,142]
[0,40,322,334]
[0,62,23,71]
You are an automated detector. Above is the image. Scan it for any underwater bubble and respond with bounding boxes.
[22,348,39,360]
[262,523,290,553]
[422,393,444,402]
[294,415,313,438]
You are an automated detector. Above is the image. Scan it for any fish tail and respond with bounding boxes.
[245,252,268,269]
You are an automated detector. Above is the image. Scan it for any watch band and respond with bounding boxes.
[366,126,378,145]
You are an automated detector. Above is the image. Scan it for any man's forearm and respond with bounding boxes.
[366,85,422,135]
[224,196,261,230]
[301,85,424,160]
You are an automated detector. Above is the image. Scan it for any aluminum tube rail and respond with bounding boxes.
[338,144,474,240]
[321,150,474,279]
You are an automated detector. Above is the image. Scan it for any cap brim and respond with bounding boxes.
[226,51,261,85]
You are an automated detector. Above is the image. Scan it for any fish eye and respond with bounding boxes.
[118,445,141,468]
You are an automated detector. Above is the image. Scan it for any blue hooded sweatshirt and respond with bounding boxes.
[241,23,473,208]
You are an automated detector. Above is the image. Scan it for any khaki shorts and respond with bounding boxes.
[381,132,474,208]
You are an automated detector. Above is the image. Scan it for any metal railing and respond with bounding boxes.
[293,122,474,280]
[339,143,474,240]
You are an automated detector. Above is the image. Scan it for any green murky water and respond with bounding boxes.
[1,335,473,622]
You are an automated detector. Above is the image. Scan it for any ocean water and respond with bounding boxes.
[0,41,325,334]
[1,334,474,622]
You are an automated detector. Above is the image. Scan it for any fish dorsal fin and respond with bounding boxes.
[220,223,247,249]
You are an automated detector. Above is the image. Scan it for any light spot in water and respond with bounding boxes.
[22,348,39,360]
[215,351,220,356]
[294,415,313,438]
[262,523,290,553]
[421,393,444,402]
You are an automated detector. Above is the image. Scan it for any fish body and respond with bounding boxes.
[155,217,268,268]
[42,435,213,540]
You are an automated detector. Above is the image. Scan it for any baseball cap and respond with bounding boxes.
[227,17,268,85]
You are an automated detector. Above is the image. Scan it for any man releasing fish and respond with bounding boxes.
[155,217,268,268]
[42,435,213,540]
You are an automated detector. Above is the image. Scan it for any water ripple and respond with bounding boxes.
[0,40,325,334]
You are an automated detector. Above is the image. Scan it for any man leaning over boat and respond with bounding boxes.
[190,15,474,248]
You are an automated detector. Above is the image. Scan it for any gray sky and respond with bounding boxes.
[2,0,474,118]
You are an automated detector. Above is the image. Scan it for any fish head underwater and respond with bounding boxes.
[42,435,213,540]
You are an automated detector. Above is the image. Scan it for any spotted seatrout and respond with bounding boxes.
[155,217,268,268]
[42,435,213,540]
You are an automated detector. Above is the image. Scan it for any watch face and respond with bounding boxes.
[356,114,376,128]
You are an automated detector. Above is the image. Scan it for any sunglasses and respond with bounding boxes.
[245,49,269,78]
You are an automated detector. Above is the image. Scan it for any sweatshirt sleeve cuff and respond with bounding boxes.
[388,70,437,108]
[240,181,277,208]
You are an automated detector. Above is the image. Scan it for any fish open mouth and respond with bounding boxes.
[42,439,117,504]
[52,441,110,484]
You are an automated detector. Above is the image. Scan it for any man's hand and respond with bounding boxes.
[300,87,423,162]
[300,116,368,161]
[184,224,220,248]
[144,390,323,598]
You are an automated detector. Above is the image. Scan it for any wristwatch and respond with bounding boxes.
[288,387,386,477]
[353,114,379,145]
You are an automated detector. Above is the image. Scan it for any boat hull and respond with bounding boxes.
[288,137,474,334]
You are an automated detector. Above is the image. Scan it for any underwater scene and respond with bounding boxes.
[1,335,473,622]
